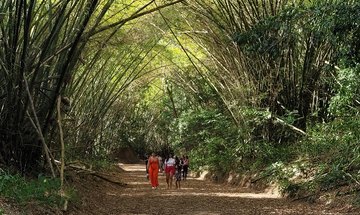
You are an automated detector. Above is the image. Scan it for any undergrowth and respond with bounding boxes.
[0,170,74,208]
[258,116,360,202]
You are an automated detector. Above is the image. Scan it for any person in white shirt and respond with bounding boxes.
[164,154,175,189]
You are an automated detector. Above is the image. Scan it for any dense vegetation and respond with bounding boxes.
[0,0,359,208]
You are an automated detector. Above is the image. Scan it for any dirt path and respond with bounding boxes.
[64,163,358,215]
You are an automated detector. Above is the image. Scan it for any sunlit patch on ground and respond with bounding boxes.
[118,190,280,199]
[126,181,150,185]
[118,163,146,171]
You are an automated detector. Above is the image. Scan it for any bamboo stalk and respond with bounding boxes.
[23,74,55,178]
[57,97,65,190]
[57,96,67,211]
[90,0,186,36]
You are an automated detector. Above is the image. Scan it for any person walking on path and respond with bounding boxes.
[158,155,164,173]
[182,155,189,180]
[175,156,182,189]
[145,154,149,180]
[165,154,176,189]
[147,152,160,189]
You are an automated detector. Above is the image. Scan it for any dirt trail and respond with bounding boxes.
[64,163,358,215]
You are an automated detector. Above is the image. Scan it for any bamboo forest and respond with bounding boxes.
[0,0,360,214]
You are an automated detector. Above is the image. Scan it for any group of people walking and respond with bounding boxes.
[146,153,189,190]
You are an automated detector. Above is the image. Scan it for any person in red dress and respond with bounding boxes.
[147,152,160,189]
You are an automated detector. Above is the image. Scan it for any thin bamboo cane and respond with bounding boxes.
[24,74,55,178]
[57,96,67,211]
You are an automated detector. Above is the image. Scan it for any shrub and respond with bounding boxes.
[0,170,68,207]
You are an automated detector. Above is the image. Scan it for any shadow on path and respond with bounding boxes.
[66,163,358,215]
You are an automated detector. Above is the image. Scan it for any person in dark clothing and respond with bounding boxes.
[182,155,189,180]
[145,154,149,180]
[175,156,183,189]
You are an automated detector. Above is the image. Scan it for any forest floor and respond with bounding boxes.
[3,162,360,215]
[59,163,360,214]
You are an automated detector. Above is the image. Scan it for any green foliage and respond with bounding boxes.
[266,114,360,198]
[203,0,360,131]
[233,1,360,60]
[1,0,359,205]
[169,106,283,174]
[262,162,295,194]
[62,1,195,161]
[82,158,114,171]
[329,66,360,116]
[240,107,299,168]
[0,171,66,206]
[171,108,243,174]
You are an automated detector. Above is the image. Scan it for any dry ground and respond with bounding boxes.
[54,163,359,215]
